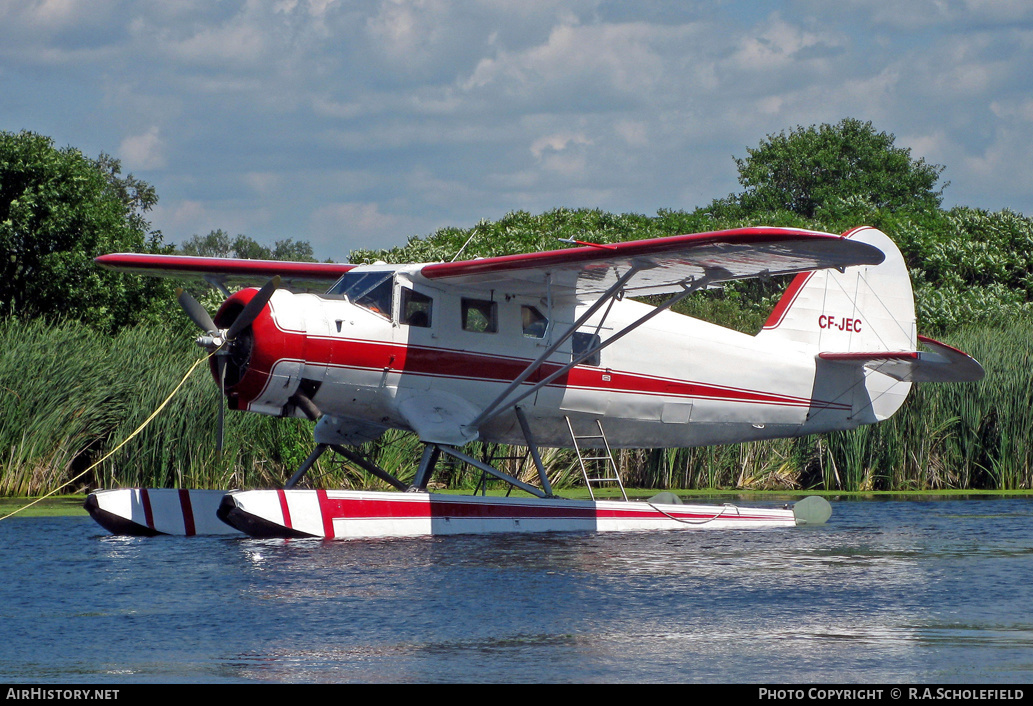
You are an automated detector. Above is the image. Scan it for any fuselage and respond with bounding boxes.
[215,264,897,449]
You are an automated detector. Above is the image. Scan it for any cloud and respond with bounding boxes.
[310,201,429,256]
[4,1,1032,263]
[119,126,165,170]
[530,132,592,160]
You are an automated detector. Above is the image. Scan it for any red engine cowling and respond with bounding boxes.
[213,288,308,416]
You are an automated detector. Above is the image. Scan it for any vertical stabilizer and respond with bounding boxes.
[758,226,916,354]
[757,226,917,423]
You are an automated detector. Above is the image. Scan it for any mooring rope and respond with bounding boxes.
[645,501,740,525]
[0,351,214,522]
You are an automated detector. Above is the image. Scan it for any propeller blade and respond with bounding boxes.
[226,276,281,340]
[176,288,218,333]
[215,356,227,454]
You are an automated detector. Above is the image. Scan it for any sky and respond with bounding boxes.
[2,0,1032,263]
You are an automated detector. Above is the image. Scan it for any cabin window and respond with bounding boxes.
[572,332,601,366]
[401,288,433,327]
[327,271,394,317]
[521,305,548,338]
[461,298,497,333]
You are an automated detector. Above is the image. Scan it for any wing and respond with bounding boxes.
[419,227,886,297]
[95,253,355,291]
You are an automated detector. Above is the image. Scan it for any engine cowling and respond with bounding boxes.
[214,288,308,416]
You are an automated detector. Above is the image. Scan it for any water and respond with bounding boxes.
[2,496,1033,684]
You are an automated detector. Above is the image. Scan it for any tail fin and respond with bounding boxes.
[758,226,917,354]
[757,226,917,423]
[757,226,983,425]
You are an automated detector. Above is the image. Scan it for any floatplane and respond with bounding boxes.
[84,225,983,539]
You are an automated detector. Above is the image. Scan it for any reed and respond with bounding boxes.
[0,317,310,494]
[1,315,1029,495]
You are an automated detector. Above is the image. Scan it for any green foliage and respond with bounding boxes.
[0,130,173,333]
[0,317,312,494]
[4,122,1033,495]
[732,118,946,218]
[178,229,316,262]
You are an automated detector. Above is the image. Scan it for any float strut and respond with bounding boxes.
[514,406,553,497]
[284,444,328,489]
[410,444,441,491]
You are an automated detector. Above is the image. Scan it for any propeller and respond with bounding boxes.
[227,276,281,340]
[175,276,281,454]
[176,288,218,334]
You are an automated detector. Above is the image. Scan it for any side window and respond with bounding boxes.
[401,288,432,327]
[521,305,548,338]
[461,298,497,333]
[572,332,601,366]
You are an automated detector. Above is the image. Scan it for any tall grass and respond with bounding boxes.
[0,317,311,495]
[1,316,1027,495]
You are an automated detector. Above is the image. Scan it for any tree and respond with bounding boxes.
[0,130,171,331]
[733,118,947,218]
[178,229,235,258]
[178,230,316,262]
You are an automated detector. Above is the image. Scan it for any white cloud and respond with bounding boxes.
[530,132,592,160]
[4,1,1032,262]
[310,201,428,255]
[243,171,283,195]
[119,127,165,170]
[461,19,687,106]
[614,120,648,147]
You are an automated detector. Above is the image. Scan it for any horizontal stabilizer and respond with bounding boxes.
[818,335,985,383]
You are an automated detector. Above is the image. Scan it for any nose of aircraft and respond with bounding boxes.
[175,276,280,451]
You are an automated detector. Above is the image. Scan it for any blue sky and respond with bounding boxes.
[3,1,1032,262]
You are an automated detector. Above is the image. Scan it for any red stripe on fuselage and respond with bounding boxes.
[227,300,849,412]
[244,330,847,411]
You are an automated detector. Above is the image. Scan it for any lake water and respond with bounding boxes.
[2,496,1032,684]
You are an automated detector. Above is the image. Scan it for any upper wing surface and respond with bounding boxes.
[95,253,355,291]
[419,227,886,297]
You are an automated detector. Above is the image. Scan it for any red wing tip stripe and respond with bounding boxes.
[96,253,355,280]
[917,335,971,357]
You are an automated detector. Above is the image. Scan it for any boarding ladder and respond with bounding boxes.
[565,416,628,501]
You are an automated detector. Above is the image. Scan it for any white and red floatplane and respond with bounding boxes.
[84,225,983,540]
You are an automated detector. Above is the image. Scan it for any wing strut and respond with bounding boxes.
[467,264,646,428]
[467,266,732,432]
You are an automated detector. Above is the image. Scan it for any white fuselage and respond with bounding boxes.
[229,265,901,450]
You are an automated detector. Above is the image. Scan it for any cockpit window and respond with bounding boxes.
[327,271,394,317]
